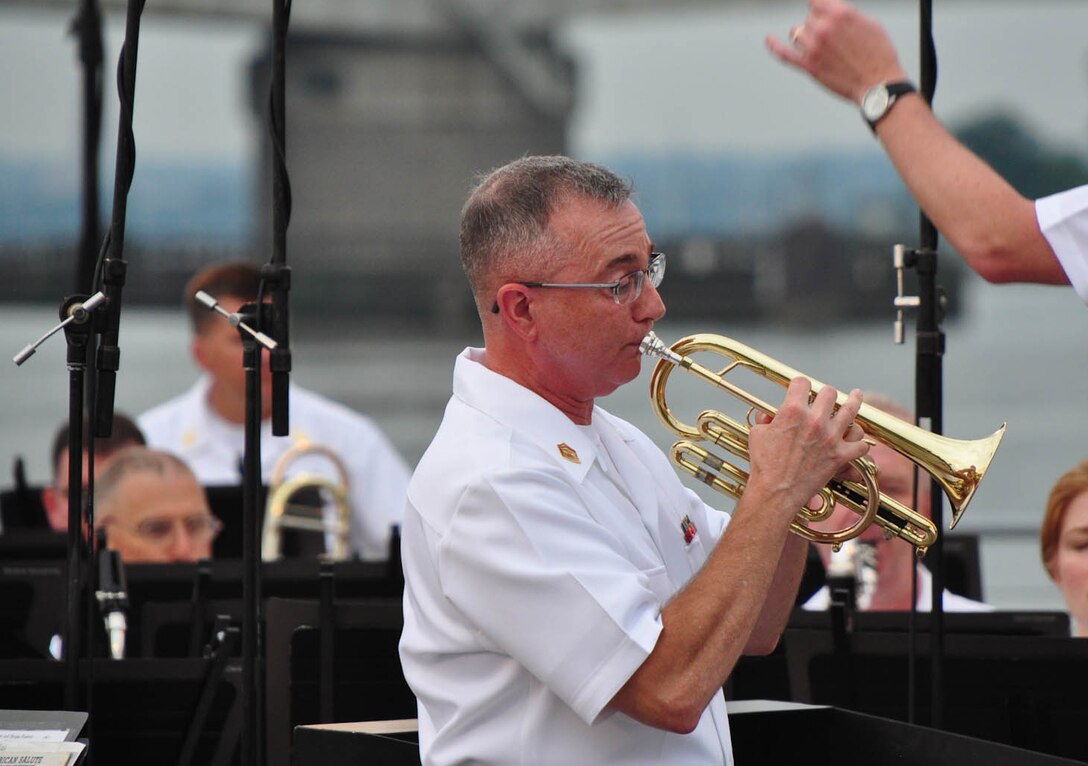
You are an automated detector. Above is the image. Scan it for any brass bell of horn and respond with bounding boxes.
[262,440,353,561]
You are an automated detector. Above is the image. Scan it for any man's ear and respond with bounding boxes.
[190,336,211,372]
[493,284,538,342]
[41,487,65,532]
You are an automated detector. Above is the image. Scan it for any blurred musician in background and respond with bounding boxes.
[766,0,1088,302]
[96,446,221,563]
[399,155,870,765]
[1041,460,1088,637]
[137,261,410,561]
[802,393,992,612]
[40,413,146,532]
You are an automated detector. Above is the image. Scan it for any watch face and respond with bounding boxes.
[861,85,890,121]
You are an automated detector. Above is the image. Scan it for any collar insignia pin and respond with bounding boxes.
[557,443,580,464]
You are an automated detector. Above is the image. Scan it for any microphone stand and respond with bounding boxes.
[894,0,946,729]
[193,293,277,766]
[241,302,265,766]
[917,0,947,731]
[12,293,107,709]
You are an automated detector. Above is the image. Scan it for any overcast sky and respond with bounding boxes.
[0,0,1086,165]
[0,5,261,162]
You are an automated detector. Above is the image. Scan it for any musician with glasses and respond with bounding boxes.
[399,155,870,765]
[766,0,1087,301]
[39,413,146,533]
[96,446,222,563]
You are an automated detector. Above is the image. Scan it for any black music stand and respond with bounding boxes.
[119,559,402,658]
[785,630,1088,761]
[264,597,416,766]
[0,657,243,766]
[290,702,1085,766]
[0,559,66,659]
[0,483,50,531]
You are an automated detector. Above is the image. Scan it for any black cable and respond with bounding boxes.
[93,0,147,441]
[69,0,104,295]
[264,0,294,438]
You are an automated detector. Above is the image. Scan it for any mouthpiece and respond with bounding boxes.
[640,332,684,366]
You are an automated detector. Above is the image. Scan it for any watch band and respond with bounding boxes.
[863,81,916,133]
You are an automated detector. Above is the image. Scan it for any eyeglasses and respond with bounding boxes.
[106,515,224,544]
[491,252,666,313]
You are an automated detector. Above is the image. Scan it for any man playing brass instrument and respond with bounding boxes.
[399,156,870,765]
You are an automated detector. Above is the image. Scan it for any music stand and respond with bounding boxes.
[0,485,50,531]
[264,597,416,766]
[784,629,1088,761]
[0,657,243,766]
[0,560,66,659]
[123,559,403,658]
[725,608,1070,705]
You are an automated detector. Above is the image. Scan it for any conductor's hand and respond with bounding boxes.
[764,0,909,105]
[747,377,868,522]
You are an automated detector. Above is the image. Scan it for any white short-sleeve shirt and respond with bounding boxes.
[138,378,410,560]
[1035,185,1088,303]
[399,348,734,766]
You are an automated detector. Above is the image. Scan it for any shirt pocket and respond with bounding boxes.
[639,564,676,604]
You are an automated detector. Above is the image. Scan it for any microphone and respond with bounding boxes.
[96,544,129,660]
[826,539,877,611]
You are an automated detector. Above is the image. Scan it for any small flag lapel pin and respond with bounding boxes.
[681,515,697,544]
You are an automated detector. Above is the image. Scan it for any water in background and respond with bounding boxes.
[1,274,1084,610]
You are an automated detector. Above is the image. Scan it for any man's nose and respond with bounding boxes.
[635,280,666,322]
[166,528,198,562]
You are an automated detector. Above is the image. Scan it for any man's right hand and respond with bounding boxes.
[746,377,869,523]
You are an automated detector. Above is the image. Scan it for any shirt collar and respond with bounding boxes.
[453,347,599,481]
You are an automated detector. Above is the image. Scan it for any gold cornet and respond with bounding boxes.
[640,332,1006,556]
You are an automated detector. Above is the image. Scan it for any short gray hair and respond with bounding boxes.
[459,156,633,312]
[95,446,197,518]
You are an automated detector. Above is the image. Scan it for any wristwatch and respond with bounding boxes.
[860,81,916,132]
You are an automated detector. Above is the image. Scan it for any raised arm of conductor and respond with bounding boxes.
[765,0,1071,289]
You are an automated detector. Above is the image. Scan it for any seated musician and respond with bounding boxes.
[802,393,992,612]
[39,413,146,532]
[137,261,410,560]
[96,446,222,563]
[1040,460,1088,637]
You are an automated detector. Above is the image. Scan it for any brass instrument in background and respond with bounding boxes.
[640,332,1007,556]
[262,441,352,561]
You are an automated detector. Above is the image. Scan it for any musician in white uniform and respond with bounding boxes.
[138,262,410,561]
[399,156,872,765]
[802,394,992,613]
[767,0,1088,302]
